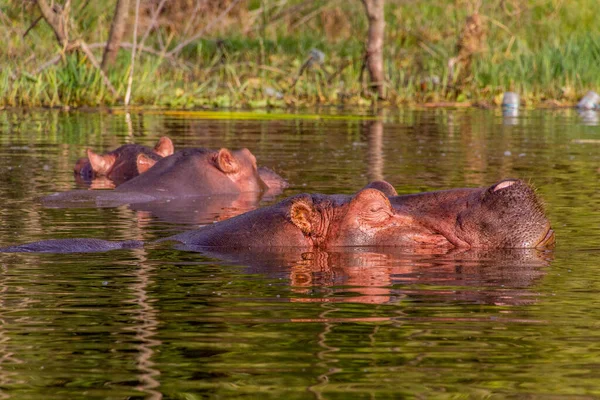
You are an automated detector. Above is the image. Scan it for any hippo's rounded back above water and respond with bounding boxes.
[74,136,175,186]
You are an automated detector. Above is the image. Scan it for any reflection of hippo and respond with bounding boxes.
[224,247,551,305]
[4,179,554,253]
[74,136,175,187]
[45,147,288,210]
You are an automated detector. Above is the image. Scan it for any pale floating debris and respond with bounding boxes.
[501,92,520,109]
[264,87,283,99]
[504,150,512,156]
[577,91,600,110]
[572,139,600,144]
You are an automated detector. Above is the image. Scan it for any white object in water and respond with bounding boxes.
[577,91,600,110]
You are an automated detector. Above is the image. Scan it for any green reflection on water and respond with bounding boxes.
[0,109,599,398]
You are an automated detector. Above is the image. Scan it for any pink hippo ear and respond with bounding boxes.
[215,148,240,174]
[136,153,158,174]
[86,148,117,176]
[348,188,396,224]
[361,181,398,197]
[290,198,316,236]
[491,179,517,192]
[153,136,174,157]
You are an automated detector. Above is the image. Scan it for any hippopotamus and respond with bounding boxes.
[168,178,554,250]
[74,136,175,187]
[2,179,554,253]
[45,147,289,212]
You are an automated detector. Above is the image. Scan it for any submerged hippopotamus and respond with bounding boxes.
[170,178,554,250]
[45,147,289,210]
[3,179,554,253]
[74,136,175,186]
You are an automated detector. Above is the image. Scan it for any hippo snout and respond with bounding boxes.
[536,228,555,249]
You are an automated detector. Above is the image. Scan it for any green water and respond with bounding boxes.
[0,108,599,398]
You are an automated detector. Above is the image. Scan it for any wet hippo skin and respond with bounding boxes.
[74,136,175,187]
[45,147,289,211]
[3,179,554,253]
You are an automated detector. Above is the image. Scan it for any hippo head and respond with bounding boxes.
[211,148,268,193]
[171,180,554,251]
[75,136,174,183]
[453,179,554,248]
[114,147,269,196]
[230,181,554,249]
[289,188,420,248]
[389,179,554,249]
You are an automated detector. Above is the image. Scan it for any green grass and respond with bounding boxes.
[1,0,600,109]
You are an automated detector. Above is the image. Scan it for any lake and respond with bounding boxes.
[0,108,599,398]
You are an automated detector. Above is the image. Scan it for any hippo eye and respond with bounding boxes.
[363,203,392,223]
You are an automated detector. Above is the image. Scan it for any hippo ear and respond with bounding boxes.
[215,148,240,174]
[86,149,116,175]
[349,188,395,223]
[290,199,316,236]
[153,136,174,157]
[136,154,157,174]
[491,179,518,192]
[361,181,398,197]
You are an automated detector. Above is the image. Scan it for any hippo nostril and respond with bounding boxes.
[536,228,555,248]
[493,180,517,192]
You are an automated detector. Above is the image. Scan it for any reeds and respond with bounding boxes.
[2,0,600,109]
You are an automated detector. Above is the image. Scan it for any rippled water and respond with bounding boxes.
[0,108,599,398]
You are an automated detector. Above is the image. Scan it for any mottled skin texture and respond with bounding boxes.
[388,179,554,249]
[75,136,175,186]
[4,179,553,253]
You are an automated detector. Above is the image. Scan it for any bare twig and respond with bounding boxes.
[243,0,305,35]
[36,0,69,46]
[361,0,386,99]
[167,0,243,57]
[34,54,62,74]
[137,0,168,58]
[23,15,43,38]
[101,0,130,71]
[290,58,313,89]
[125,0,141,106]
[32,0,118,98]
[289,1,337,32]
[179,0,204,41]
[33,41,187,76]
[327,59,352,84]
[89,42,179,62]
[79,41,119,97]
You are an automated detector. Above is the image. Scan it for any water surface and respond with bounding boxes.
[0,108,599,398]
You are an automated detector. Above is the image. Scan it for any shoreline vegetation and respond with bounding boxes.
[2,1,600,110]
